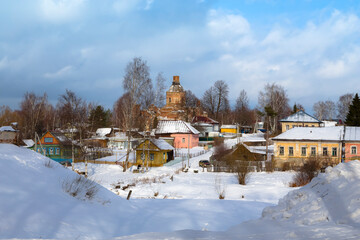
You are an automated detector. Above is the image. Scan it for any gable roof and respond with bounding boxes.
[138,138,174,151]
[280,110,322,123]
[155,120,200,135]
[272,126,344,141]
[96,128,112,137]
[48,131,73,146]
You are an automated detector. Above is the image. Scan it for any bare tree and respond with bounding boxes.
[235,90,255,127]
[185,90,199,108]
[258,83,290,133]
[313,100,336,120]
[337,93,354,122]
[57,89,88,142]
[122,57,152,171]
[19,92,48,139]
[0,106,19,126]
[154,72,166,108]
[202,80,229,121]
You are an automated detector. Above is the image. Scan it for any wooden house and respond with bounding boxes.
[155,120,200,149]
[135,138,174,167]
[35,131,81,164]
[220,125,237,135]
[0,126,17,144]
[279,110,322,133]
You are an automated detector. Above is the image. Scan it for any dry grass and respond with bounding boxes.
[62,175,99,200]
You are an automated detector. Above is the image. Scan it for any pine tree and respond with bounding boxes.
[345,93,360,126]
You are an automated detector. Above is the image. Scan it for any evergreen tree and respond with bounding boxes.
[89,105,111,130]
[345,93,360,126]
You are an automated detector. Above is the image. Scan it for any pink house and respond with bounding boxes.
[155,120,199,149]
[344,127,360,162]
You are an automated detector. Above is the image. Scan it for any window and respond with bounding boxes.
[49,147,54,155]
[301,147,307,156]
[150,153,154,161]
[332,147,337,157]
[289,147,294,156]
[323,147,328,156]
[169,98,171,103]
[312,125,315,127]
[311,147,316,156]
[44,137,53,143]
[182,138,185,143]
[55,148,60,155]
[279,146,284,155]
[351,146,357,155]
[305,125,308,127]
[141,153,145,160]
[286,125,289,130]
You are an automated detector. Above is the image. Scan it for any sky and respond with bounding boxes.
[1,0,360,113]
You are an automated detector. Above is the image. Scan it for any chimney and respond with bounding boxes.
[173,76,180,85]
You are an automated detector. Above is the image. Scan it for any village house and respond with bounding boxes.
[35,131,81,164]
[272,126,343,169]
[107,131,139,150]
[343,126,360,162]
[0,126,18,144]
[135,138,174,167]
[191,116,219,140]
[155,120,200,149]
[279,110,322,133]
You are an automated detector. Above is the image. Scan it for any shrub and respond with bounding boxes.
[62,175,99,200]
[214,175,226,199]
[236,165,249,185]
[44,160,54,168]
[289,158,322,187]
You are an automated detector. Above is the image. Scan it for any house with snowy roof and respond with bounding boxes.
[135,138,174,167]
[220,125,238,135]
[272,126,343,169]
[155,120,200,149]
[35,131,81,164]
[191,116,219,139]
[0,126,18,144]
[279,110,322,133]
[343,126,360,162]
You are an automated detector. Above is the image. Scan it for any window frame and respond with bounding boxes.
[332,147,337,157]
[289,146,294,156]
[323,147,328,156]
[351,146,357,155]
[311,147,316,156]
[279,146,284,156]
[301,146,307,156]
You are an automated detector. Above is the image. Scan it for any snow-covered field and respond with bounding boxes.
[1,137,360,239]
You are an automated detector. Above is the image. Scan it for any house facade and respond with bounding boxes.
[0,126,17,144]
[343,127,360,162]
[272,127,343,169]
[191,116,219,140]
[155,120,200,149]
[279,110,322,133]
[135,138,174,167]
[35,131,81,163]
[220,125,237,134]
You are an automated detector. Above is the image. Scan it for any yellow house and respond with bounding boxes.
[135,138,174,167]
[272,126,343,169]
[220,125,237,134]
[279,110,322,133]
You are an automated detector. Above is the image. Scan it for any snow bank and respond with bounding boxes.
[262,160,360,227]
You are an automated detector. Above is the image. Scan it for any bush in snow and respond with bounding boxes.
[62,175,99,200]
[235,165,249,185]
[290,156,326,187]
[214,175,226,199]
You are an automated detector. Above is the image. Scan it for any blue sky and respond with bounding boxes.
[1,0,360,112]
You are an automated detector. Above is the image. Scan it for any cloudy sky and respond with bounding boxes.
[1,0,360,112]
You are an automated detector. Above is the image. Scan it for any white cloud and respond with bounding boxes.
[40,0,85,23]
[44,65,73,79]
[113,0,153,14]
[0,57,9,70]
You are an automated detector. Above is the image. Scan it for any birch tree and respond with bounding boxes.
[258,83,290,133]
[122,57,152,171]
[201,80,229,120]
[337,93,353,122]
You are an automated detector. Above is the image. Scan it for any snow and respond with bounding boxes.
[272,126,344,141]
[95,127,112,137]
[0,126,16,132]
[1,137,360,239]
[156,120,200,134]
[280,110,321,123]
